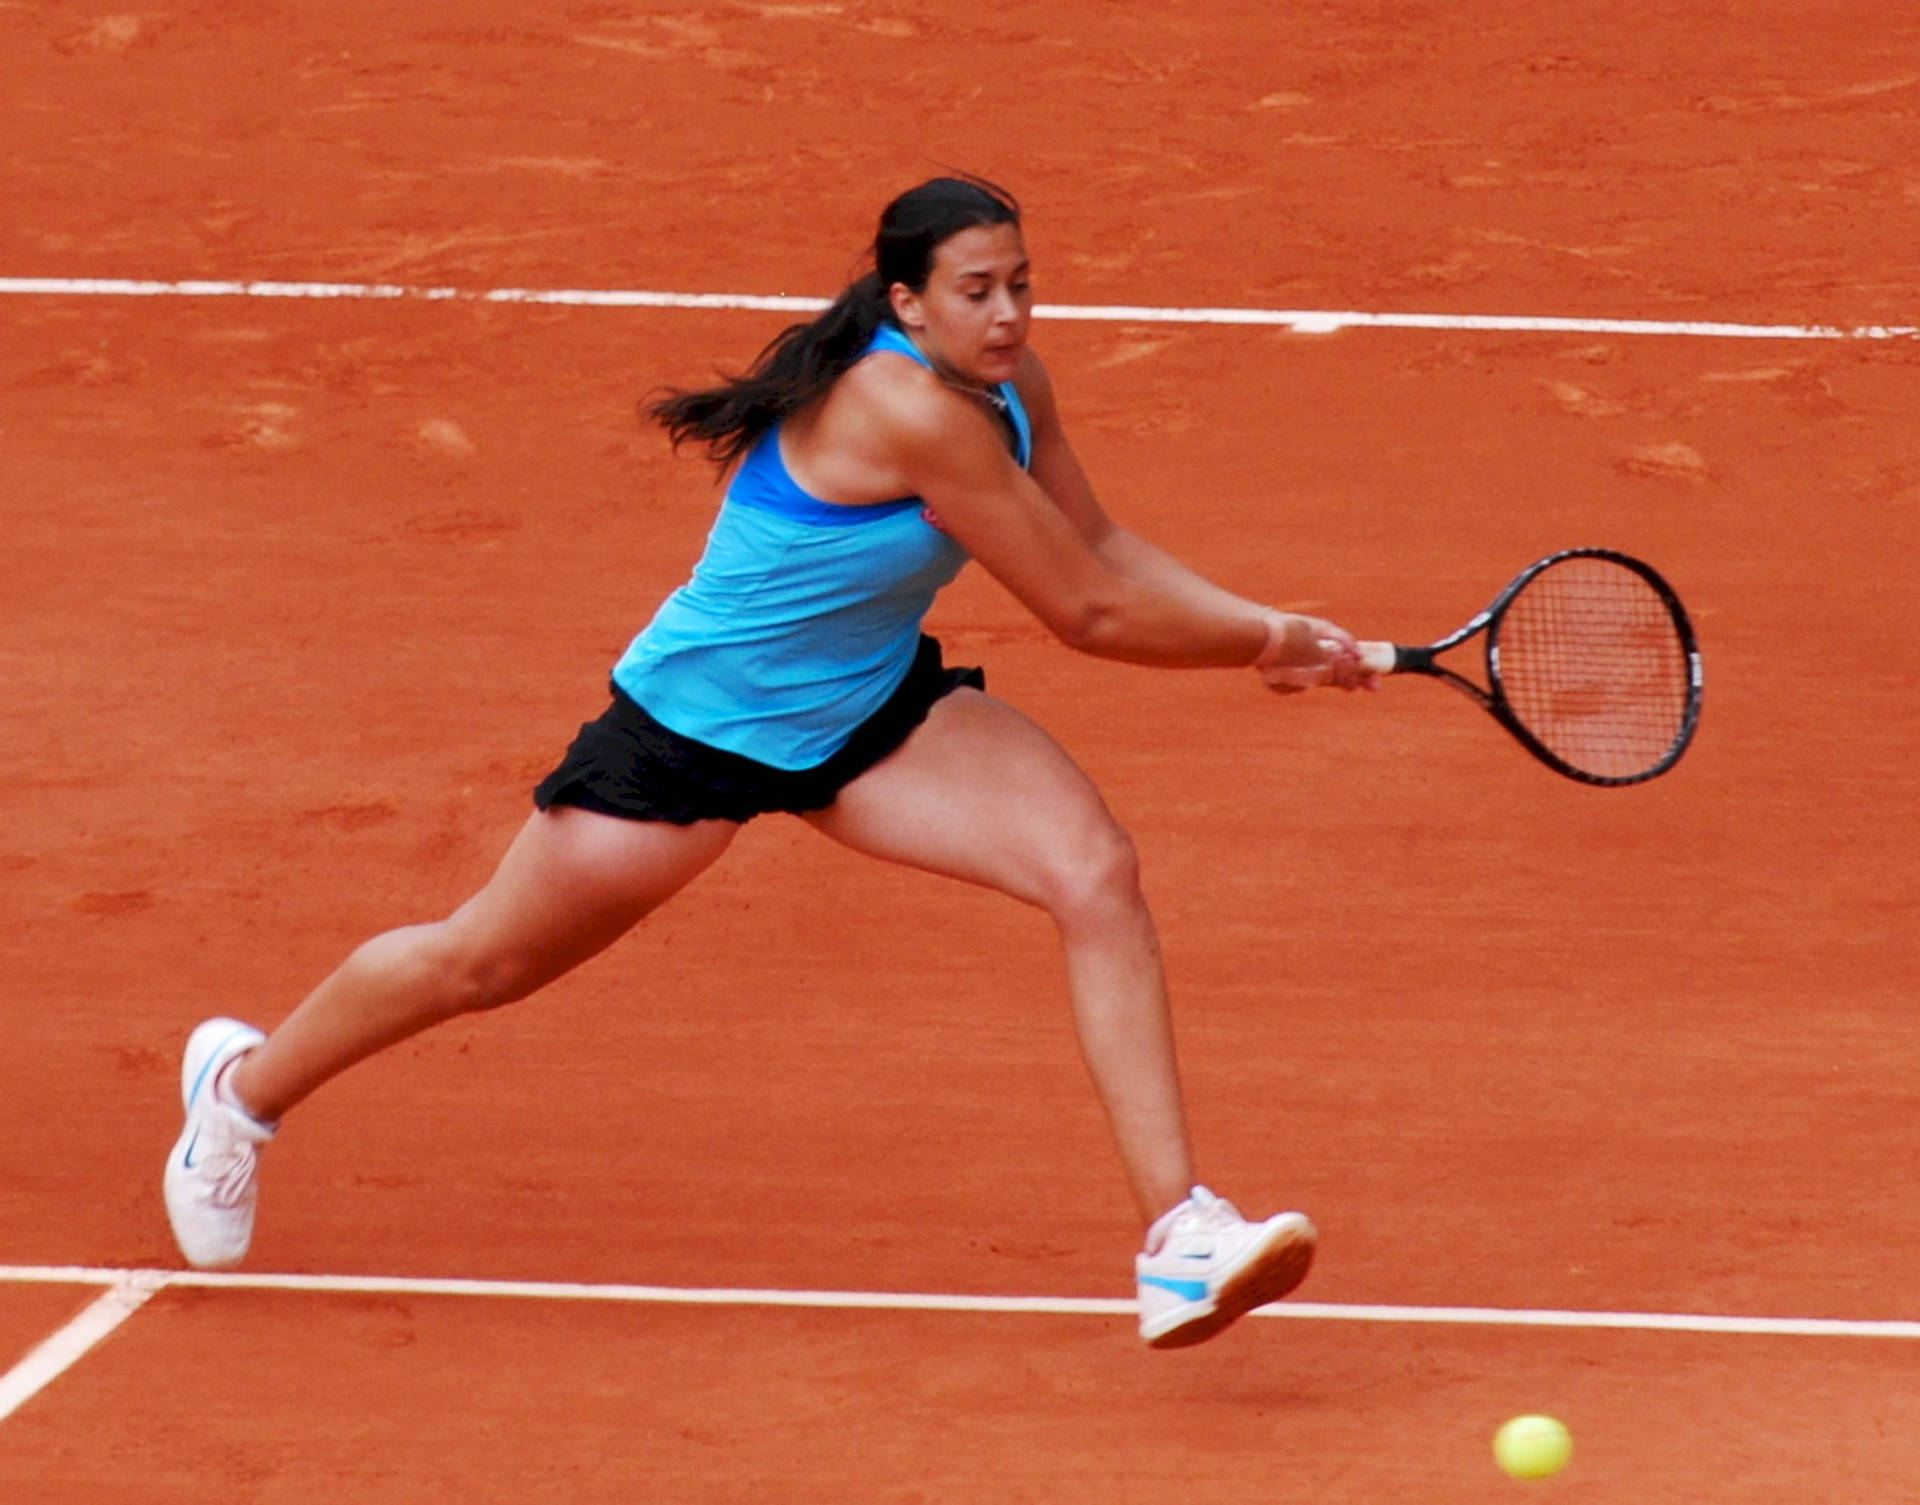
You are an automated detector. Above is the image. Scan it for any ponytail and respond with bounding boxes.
[646,273,891,469]
[645,173,1021,469]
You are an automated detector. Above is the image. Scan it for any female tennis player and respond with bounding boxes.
[165,174,1371,1349]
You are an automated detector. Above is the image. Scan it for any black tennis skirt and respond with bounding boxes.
[533,635,984,825]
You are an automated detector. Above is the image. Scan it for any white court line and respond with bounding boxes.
[1,1265,1914,1340]
[0,1273,166,1422]
[0,275,1915,341]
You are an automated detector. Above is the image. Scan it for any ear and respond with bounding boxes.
[887,282,926,331]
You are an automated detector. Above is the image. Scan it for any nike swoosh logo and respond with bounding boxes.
[1139,1275,1209,1302]
[181,1129,202,1170]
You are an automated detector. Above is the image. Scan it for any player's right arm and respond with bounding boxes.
[1011,348,1367,691]
[1016,350,1317,623]
[849,357,1350,681]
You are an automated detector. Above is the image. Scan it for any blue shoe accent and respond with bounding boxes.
[185,1026,245,1108]
[1138,1274,1209,1302]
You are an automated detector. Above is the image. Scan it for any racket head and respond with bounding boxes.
[1482,548,1703,786]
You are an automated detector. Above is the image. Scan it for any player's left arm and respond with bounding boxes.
[1015,347,1313,628]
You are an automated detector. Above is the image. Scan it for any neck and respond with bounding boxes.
[901,329,996,397]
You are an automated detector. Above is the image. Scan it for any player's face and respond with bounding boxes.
[893,221,1032,386]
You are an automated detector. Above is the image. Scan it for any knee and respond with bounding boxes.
[399,926,533,1018]
[1035,819,1143,924]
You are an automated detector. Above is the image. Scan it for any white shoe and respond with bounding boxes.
[163,1018,274,1268]
[1135,1186,1316,1348]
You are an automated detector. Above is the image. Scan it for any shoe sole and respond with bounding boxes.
[1143,1214,1317,1350]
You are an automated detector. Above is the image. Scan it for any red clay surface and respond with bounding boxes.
[3,2,1918,1500]
[6,1294,1920,1503]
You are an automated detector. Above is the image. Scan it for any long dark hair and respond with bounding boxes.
[647,174,1022,467]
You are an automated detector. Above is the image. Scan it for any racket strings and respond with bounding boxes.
[1494,558,1695,779]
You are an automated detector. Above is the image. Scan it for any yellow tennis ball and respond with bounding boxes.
[1494,1415,1572,1479]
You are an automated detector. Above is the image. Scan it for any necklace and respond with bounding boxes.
[901,329,1018,450]
[900,330,1005,404]
[942,375,1011,415]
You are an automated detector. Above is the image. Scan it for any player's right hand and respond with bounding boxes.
[1256,610,1377,694]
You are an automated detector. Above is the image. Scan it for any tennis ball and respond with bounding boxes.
[1493,1415,1572,1479]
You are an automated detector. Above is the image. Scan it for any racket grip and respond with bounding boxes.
[1358,641,1400,675]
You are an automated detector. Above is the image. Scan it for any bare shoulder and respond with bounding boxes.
[788,347,1000,502]
[832,348,988,453]
[1011,344,1053,391]
[1010,346,1064,426]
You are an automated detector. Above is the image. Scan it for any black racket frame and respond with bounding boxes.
[1383,547,1704,786]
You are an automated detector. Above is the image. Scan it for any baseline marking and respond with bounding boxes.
[0,1273,166,1422]
[0,276,1914,342]
[1,1265,1913,1340]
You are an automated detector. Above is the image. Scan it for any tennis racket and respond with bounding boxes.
[1356,548,1703,786]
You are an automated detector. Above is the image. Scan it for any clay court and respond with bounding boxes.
[3,2,1918,1499]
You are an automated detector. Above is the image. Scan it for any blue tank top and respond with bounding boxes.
[612,324,1034,770]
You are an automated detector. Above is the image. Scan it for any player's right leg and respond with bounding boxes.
[164,806,737,1267]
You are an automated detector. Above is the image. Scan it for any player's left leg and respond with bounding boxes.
[804,687,1315,1345]
[803,686,1193,1223]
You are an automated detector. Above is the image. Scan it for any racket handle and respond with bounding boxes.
[1358,641,1400,675]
